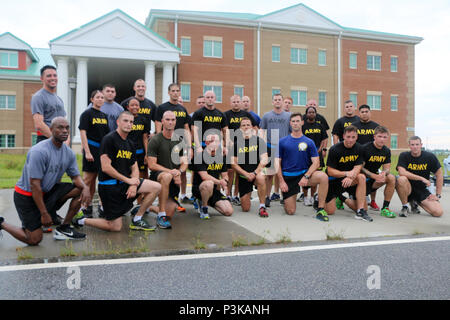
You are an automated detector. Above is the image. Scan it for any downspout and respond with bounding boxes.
[257,22,261,117]
[337,31,342,119]
[174,15,179,83]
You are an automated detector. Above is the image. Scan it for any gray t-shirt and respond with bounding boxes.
[260,110,291,145]
[31,88,66,127]
[16,139,80,193]
[89,101,124,131]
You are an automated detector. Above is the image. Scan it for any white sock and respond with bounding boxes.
[79,218,86,225]
[180,193,186,199]
[158,212,166,218]
[133,215,142,222]
[260,203,266,209]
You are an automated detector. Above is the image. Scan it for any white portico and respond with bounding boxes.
[49,9,180,144]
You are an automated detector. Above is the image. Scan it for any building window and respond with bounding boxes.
[349,93,358,106]
[234,42,244,60]
[180,37,191,56]
[0,51,18,68]
[318,50,327,66]
[272,88,281,97]
[349,52,357,69]
[291,48,307,64]
[180,83,191,102]
[0,134,15,148]
[391,56,398,72]
[391,95,398,111]
[367,94,382,110]
[234,86,244,98]
[272,45,280,62]
[203,39,222,58]
[291,90,307,106]
[391,134,398,149]
[318,92,327,107]
[203,85,222,103]
[0,95,16,110]
[367,54,381,71]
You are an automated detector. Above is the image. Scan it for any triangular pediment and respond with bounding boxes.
[50,10,179,62]
[257,3,342,31]
[0,32,39,61]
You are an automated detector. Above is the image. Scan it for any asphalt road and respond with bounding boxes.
[0,237,448,301]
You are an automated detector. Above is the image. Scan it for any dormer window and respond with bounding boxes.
[0,50,18,68]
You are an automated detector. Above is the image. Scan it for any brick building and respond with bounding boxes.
[0,3,422,151]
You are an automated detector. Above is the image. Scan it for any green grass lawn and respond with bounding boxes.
[0,154,83,189]
[0,153,446,189]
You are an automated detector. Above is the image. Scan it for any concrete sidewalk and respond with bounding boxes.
[1,186,449,265]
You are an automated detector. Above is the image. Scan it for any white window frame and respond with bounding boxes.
[290,45,308,65]
[272,45,280,63]
[0,94,16,110]
[203,36,223,59]
[367,52,382,71]
[349,92,358,107]
[234,41,244,60]
[318,91,327,108]
[390,56,398,72]
[203,81,223,103]
[0,134,16,148]
[390,94,398,111]
[234,85,244,98]
[349,52,358,69]
[318,49,327,66]
[291,87,308,106]
[180,82,191,102]
[390,134,398,150]
[367,91,382,111]
[180,37,191,56]
[0,50,19,68]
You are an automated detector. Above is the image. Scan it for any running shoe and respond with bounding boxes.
[399,206,410,217]
[355,209,373,222]
[82,206,93,218]
[336,197,344,210]
[199,207,210,220]
[369,200,380,211]
[181,196,195,204]
[270,193,281,201]
[54,224,86,241]
[265,196,271,208]
[259,207,269,218]
[177,206,186,212]
[316,209,329,222]
[42,226,53,233]
[72,211,85,228]
[297,193,305,202]
[410,201,421,214]
[193,198,199,210]
[231,196,241,206]
[130,205,151,216]
[157,216,172,229]
[313,194,319,210]
[129,218,156,231]
[304,196,313,206]
[380,207,396,218]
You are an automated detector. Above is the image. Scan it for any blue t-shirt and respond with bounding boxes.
[278,135,318,174]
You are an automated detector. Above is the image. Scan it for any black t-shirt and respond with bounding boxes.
[326,141,364,173]
[192,151,228,186]
[192,107,227,145]
[302,113,330,131]
[302,121,328,149]
[78,108,109,144]
[397,151,441,180]
[233,135,267,173]
[224,109,257,131]
[127,115,149,151]
[332,115,360,142]
[155,102,189,130]
[362,142,391,174]
[354,120,380,145]
[121,97,157,133]
[99,131,136,182]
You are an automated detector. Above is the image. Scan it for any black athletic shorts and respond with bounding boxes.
[238,175,256,198]
[407,180,431,203]
[136,153,147,172]
[98,179,144,221]
[365,177,383,196]
[14,183,76,232]
[281,174,306,200]
[192,184,229,208]
[325,177,357,203]
[149,171,180,204]
[82,145,101,173]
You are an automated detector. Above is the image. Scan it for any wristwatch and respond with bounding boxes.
[437,194,441,199]
[304,174,310,180]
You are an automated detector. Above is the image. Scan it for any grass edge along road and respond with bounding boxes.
[0,153,448,189]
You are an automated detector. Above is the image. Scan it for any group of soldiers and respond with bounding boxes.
[0,65,444,245]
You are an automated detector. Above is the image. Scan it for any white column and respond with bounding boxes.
[74,58,88,143]
[144,61,156,103]
[162,63,174,103]
[56,58,69,116]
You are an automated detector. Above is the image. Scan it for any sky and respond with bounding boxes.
[2,0,450,149]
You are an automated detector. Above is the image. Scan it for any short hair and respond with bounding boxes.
[90,90,103,100]
[359,104,371,111]
[102,83,115,90]
[284,97,293,103]
[343,125,358,135]
[374,126,389,135]
[50,116,68,128]
[197,95,205,99]
[272,93,283,99]
[344,100,354,105]
[168,83,179,91]
[40,65,56,76]
[409,136,422,143]
[134,79,145,86]
[118,110,134,120]
[305,106,316,114]
[239,117,252,126]
[290,112,303,120]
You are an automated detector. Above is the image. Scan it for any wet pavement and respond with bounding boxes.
[1,185,449,265]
